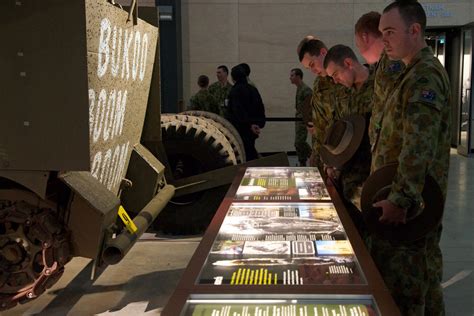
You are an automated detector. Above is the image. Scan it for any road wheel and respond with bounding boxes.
[181,110,246,163]
[155,115,237,234]
[0,189,72,310]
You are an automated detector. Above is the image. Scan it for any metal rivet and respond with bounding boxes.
[17,51,24,57]
[15,1,21,6]
[26,292,34,299]
[23,121,30,127]
[20,72,26,77]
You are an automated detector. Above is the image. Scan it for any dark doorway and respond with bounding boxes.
[156,0,182,114]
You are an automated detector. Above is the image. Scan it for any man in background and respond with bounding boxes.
[290,68,312,166]
[189,75,220,114]
[209,65,232,115]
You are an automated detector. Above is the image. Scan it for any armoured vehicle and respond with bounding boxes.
[0,0,287,310]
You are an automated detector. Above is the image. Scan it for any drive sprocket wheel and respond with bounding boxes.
[180,110,246,164]
[155,114,237,234]
[0,190,72,311]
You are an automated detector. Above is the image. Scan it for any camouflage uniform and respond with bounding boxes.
[189,89,220,114]
[209,81,233,115]
[295,82,313,165]
[311,76,351,171]
[337,67,375,208]
[369,52,404,147]
[368,47,451,315]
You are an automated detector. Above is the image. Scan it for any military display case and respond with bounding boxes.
[163,167,400,316]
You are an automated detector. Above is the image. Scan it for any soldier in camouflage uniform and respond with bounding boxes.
[208,65,233,115]
[189,75,220,114]
[323,45,374,209]
[297,37,351,173]
[354,11,405,151]
[290,68,312,166]
[368,2,451,314]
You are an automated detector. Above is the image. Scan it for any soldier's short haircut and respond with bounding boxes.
[238,63,251,76]
[323,45,358,69]
[355,11,382,38]
[297,38,327,62]
[197,75,209,88]
[217,65,229,74]
[291,68,304,79]
[383,0,426,34]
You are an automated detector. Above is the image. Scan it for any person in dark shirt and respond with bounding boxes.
[226,65,266,160]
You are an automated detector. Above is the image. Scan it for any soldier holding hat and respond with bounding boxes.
[297,37,351,173]
[365,1,451,314]
[322,44,374,211]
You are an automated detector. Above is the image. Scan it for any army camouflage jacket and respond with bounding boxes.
[369,53,404,147]
[338,67,375,204]
[311,75,351,169]
[295,82,312,118]
[345,66,375,117]
[208,81,233,106]
[189,89,220,114]
[371,46,451,210]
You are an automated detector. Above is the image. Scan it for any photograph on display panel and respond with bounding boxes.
[197,203,366,286]
[234,167,330,201]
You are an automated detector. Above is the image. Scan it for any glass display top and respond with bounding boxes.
[234,167,330,201]
[183,295,379,316]
[197,203,366,286]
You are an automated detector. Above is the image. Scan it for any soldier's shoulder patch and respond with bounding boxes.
[387,61,402,73]
[420,89,436,102]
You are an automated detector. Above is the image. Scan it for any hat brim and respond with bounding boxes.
[360,163,444,242]
[320,115,366,169]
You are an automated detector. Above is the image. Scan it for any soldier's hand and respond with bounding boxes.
[324,165,337,184]
[374,199,407,225]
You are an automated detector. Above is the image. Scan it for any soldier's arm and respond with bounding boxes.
[312,100,328,171]
[388,75,447,210]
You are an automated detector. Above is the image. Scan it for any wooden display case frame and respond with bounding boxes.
[163,167,400,316]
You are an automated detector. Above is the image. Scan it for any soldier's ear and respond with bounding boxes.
[343,58,352,69]
[320,47,328,57]
[361,32,369,44]
[410,23,422,37]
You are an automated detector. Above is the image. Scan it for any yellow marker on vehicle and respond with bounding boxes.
[118,206,138,234]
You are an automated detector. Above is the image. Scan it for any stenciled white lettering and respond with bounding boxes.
[90,141,130,190]
[96,18,149,82]
[97,18,111,78]
[89,88,128,144]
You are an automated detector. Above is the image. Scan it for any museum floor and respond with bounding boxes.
[2,150,473,316]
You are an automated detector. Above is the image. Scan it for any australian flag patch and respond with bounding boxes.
[387,61,402,73]
[420,89,436,102]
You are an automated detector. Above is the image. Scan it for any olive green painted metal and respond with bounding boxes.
[121,144,166,215]
[102,184,175,265]
[60,171,120,260]
[172,153,290,197]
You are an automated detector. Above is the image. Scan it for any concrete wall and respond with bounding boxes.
[181,0,474,153]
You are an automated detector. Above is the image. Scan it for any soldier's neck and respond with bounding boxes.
[402,40,428,66]
[353,64,369,90]
[219,80,228,86]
